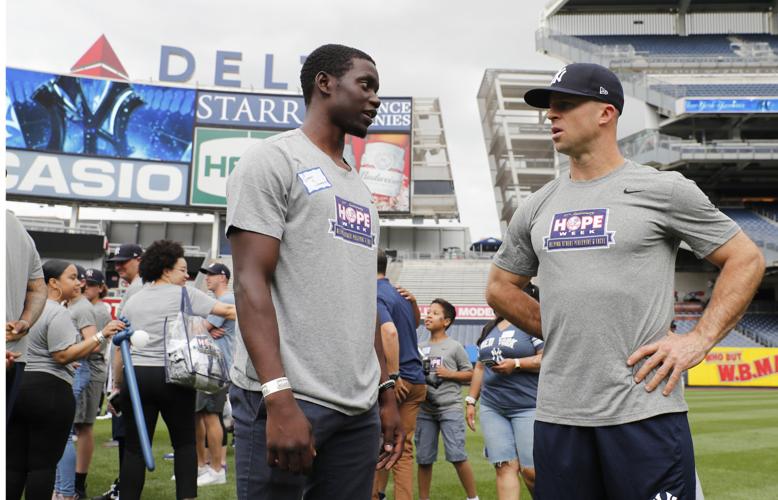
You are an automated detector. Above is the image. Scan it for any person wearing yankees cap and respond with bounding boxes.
[486,62,764,499]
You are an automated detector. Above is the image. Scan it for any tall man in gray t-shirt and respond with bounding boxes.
[226,44,402,500]
[486,63,765,500]
[5,210,47,422]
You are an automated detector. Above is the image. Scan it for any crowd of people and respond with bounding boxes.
[6,43,765,500]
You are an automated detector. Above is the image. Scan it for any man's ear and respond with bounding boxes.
[599,103,618,127]
[314,71,334,100]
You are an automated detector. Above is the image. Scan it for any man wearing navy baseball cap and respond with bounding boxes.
[486,63,764,499]
[195,262,235,486]
[99,243,143,500]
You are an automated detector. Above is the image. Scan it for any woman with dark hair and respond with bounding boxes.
[465,284,543,500]
[7,260,123,500]
[115,240,236,500]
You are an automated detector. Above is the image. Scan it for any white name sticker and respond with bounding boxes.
[501,330,516,338]
[297,167,332,194]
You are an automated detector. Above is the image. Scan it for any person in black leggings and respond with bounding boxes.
[7,260,123,500]
[115,240,235,500]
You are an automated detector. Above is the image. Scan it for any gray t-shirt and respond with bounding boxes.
[122,284,217,367]
[89,301,113,376]
[494,161,740,426]
[25,299,80,384]
[206,292,236,371]
[226,128,381,416]
[419,337,473,415]
[118,275,143,317]
[69,296,97,335]
[6,210,44,364]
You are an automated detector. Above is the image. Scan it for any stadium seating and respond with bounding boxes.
[393,259,492,306]
[576,34,778,58]
[722,209,778,255]
[578,35,740,57]
[676,314,765,347]
[738,313,778,347]
[650,83,778,98]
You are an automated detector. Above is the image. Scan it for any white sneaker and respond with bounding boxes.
[197,467,226,486]
[172,465,210,481]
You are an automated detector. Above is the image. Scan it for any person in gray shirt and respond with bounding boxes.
[5,210,47,421]
[415,299,478,500]
[487,63,764,500]
[115,240,235,500]
[227,44,402,500]
[7,260,122,500]
[98,242,144,500]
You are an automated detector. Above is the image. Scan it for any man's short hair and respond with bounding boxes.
[432,298,456,330]
[377,247,388,275]
[300,44,376,106]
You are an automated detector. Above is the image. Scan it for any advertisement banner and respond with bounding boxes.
[687,347,778,387]
[190,127,411,212]
[6,149,190,206]
[190,127,278,206]
[684,98,778,114]
[196,90,412,133]
[6,67,196,163]
[419,304,495,321]
[347,134,411,212]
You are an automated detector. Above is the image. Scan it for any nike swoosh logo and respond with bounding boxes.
[624,188,643,194]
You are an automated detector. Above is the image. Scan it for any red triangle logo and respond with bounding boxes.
[71,34,130,81]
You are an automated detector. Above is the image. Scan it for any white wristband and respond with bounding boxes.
[261,377,292,398]
[94,331,106,346]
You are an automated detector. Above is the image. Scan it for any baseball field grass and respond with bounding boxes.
[80,388,776,499]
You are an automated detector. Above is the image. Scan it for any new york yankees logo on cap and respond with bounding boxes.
[524,63,625,115]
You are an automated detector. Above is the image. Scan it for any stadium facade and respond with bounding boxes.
[479,0,778,352]
[6,35,471,285]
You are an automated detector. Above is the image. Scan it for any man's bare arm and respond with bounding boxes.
[231,229,315,475]
[6,277,47,340]
[485,265,542,339]
[629,231,765,395]
[380,322,400,375]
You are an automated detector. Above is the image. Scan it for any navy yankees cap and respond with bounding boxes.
[75,264,87,282]
[524,63,624,115]
[85,268,106,285]
[107,243,143,262]
[200,262,231,280]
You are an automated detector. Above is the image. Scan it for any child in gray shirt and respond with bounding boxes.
[415,299,479,500]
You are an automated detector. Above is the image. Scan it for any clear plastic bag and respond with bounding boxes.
[164,287,230,394]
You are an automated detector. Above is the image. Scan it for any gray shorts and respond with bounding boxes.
[196,386,229,414]
[414,409,468,465]
[74,373,106,424]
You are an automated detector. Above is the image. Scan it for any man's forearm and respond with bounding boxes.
[694,253,764,349]
[486,282,542,338]
[380,325,400,374]
[374,315,390,383]
[234,275,286,385]
[20,278,46,327]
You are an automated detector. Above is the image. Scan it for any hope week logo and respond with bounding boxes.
[329,196,375,249]
[543,208,615,252]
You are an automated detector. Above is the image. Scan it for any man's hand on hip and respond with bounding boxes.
[628,330,710,396]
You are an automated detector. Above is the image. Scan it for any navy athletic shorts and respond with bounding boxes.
[534,412,696,500]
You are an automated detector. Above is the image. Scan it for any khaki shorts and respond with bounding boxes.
[74,374,106,424]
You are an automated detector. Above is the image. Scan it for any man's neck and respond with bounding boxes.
[212,285,228,298]
[301,111,348,167]
[430,329,448,342]
[377,273,386,280]
[568,140,625,182]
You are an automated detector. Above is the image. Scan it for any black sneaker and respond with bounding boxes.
[92,479,119,500]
